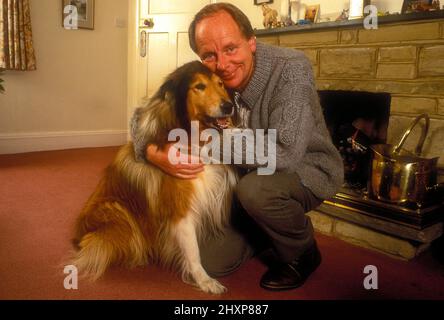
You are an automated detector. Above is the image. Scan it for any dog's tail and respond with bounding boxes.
[71,202,148,281]
[71,232,116,281]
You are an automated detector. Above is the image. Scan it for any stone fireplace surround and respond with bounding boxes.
[255,13,444,260]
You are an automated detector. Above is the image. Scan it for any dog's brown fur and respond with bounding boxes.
[71,61,238,294]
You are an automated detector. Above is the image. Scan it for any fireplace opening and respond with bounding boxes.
[319,90,391,190]
[317,90,443,229]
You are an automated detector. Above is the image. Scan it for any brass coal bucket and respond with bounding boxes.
[368,114,439,207]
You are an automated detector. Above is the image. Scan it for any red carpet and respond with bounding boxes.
[0,146,443,300]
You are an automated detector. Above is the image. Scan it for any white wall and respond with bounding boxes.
[0,0,129,153]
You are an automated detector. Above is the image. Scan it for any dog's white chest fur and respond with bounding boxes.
[189,165,238,231]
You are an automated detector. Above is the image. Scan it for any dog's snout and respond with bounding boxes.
[221,101,234,115]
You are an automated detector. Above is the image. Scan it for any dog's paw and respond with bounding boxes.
[198,278,227,294]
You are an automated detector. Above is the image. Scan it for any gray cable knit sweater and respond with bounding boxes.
[229,42,343,200]
[130,42,344,200]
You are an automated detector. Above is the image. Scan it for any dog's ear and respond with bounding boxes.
[160,81,177,107]
[157,76,183,108]
[157,74,187,101]
[151,74,189,131]
[157,78,176,100]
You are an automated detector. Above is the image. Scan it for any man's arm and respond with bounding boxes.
[130,105,204,179]
[146,143,204,179]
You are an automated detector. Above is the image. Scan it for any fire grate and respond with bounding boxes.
[318,90,443,231]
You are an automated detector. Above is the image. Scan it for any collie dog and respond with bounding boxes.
[71,61,238,294]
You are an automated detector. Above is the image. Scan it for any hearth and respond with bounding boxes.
[318,90,444,231]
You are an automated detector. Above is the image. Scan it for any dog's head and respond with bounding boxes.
[155,61,234,131]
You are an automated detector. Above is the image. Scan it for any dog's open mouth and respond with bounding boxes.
[205,116,232,130]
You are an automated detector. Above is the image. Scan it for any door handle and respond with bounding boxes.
[143,18,154,29]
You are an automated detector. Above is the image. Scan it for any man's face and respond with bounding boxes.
[194,11,256,91]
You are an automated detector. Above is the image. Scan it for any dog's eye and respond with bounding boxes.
[218,80,224,87]
[195,83,206,91]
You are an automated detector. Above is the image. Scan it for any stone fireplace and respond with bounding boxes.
[256,13,444,260]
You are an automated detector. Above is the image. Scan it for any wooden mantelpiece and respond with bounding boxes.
[255,10,444,36]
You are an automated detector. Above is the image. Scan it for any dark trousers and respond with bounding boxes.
[199,170,322,277]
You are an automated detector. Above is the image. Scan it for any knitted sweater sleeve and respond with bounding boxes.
[270,57,317,169]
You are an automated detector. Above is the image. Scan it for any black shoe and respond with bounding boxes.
[260,241,322,291]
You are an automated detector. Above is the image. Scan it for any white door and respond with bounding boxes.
[136,0,212,106]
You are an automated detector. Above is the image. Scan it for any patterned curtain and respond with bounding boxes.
[0,0,36,70]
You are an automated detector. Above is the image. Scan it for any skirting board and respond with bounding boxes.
[0,130,128,154]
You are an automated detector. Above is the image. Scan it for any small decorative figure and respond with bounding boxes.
[274,21,285,28]
[262,4,279,29]
[377,11,391,16]
[336,9,349,21]
[281,17,295,27]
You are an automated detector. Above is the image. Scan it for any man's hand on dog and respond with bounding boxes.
[146,143,204,179]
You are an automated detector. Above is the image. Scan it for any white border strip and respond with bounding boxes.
[0,130,128,154]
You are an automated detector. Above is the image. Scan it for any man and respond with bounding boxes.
[133,3,343,291]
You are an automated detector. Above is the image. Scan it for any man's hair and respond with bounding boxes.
[188,3,255,54]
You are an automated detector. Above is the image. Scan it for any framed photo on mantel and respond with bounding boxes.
[401,0,439,14]
[304,4,320,23]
